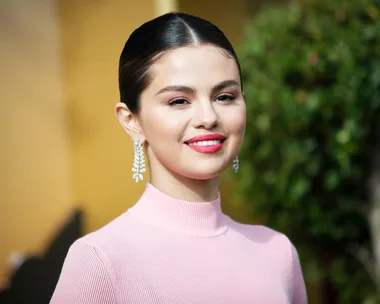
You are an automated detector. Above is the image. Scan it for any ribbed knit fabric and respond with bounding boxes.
[50,183,307,304]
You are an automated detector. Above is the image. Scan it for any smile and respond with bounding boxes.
[188,140,222,146]
[184,133,226,154]
[185,139,225,154]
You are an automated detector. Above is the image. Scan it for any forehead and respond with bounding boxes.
[148,45,240,89]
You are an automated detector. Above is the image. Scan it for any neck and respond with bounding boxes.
[150,170,219,202]
[129,181,227,237]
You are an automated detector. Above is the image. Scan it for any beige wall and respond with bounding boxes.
[58,0,156,233]
[0,0,169,287]
[0,0,72,287]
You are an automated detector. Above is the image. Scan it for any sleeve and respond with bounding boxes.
[290,244,308,304]
[49,240,117,304]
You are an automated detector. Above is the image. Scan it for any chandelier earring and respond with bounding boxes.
[132,140,146,182]
[232,156,239,174]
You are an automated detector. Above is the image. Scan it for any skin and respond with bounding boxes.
[116,45,246,202]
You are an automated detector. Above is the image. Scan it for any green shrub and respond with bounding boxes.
[235,0,380,302]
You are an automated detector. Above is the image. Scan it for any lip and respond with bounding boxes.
[186,142,224,154]
[184,133,226,154]
[185,133,226,144]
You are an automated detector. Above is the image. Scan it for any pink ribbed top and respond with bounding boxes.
[50,182,307,303]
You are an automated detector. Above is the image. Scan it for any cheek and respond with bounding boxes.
[143,107,189,143]
[222,103,246,134]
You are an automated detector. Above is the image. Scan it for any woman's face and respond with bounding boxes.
[138,45,246,181]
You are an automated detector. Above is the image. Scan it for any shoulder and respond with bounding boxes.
[59,211,139,274]
[76,211,135,251]
[226,218,297,268]
[51,233,120,303]
[62,213,130,275]
[227,219,307,300]
[227,217,294,250]
[51,213,134,302]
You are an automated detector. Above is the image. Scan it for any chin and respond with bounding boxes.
[179,165,227,181]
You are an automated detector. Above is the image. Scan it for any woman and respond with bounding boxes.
[50,12,307,304]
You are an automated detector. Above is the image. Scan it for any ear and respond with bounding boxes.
[115,102,145,143]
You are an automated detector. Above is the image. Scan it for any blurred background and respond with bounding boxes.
[0,0,379,303]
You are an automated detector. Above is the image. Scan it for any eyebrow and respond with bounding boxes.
[155,79,240,96]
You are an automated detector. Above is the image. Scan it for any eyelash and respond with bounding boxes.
[168,94,236,106]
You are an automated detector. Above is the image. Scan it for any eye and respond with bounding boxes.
[168,98,190,106]
[215,94,235,103]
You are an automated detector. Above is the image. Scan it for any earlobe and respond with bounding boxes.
[115,102,145,141]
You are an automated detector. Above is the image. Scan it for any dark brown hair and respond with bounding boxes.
[118,12,242,114]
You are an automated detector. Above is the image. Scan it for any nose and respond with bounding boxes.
[192,100,219,129]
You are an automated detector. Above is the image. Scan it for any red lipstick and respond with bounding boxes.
[185,134,226,143]
[185,134,226,154]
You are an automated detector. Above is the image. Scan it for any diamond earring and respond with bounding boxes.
[232,156,239,174]
[132,140,146,182]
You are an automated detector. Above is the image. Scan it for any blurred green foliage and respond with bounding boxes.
[235,0,380,302]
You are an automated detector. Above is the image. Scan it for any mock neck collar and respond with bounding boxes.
[128,182,228,237]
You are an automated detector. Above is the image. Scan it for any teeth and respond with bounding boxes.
[188,140,221,146]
